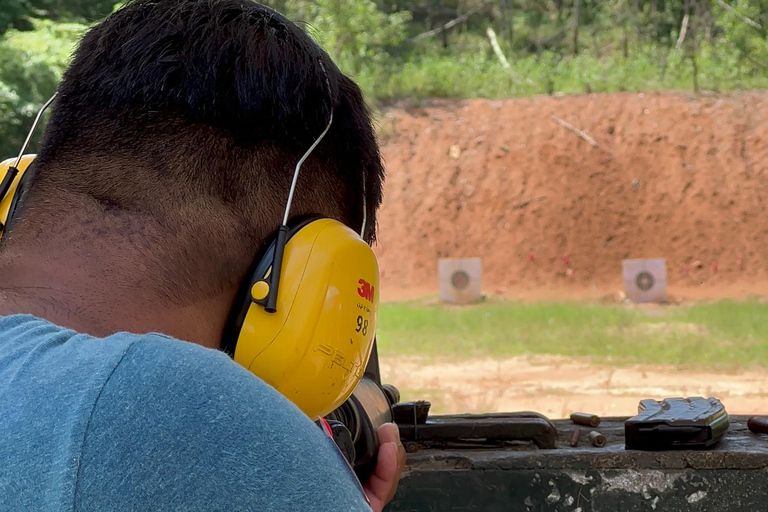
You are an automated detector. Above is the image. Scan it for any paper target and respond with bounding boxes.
[622,259,667,303]
[439,258,482,304]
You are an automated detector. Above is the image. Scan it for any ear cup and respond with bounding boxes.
[225,218,379,420]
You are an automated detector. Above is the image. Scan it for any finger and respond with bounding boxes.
[377,422,400,445]
[363,441,400,512]
[378,423,407,465]
[379,423,407,471]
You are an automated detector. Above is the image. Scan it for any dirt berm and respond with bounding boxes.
[374,91,768,301]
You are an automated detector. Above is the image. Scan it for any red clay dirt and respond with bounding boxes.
[374,91,768,302]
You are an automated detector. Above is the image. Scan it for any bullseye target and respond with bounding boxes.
[622,259,667,303]
[635,271,655,291]
[451,270,470,290]
[439,258,482,304]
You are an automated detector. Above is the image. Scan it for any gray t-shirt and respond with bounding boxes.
[0,314,370,511]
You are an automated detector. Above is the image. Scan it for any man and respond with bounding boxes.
[0,0,404,510]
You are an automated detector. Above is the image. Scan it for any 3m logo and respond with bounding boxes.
[357,279,375,302]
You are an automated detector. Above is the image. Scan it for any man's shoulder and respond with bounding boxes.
[96,331,323,454]
[117,330,240,379]
[0,312,295,418]
[0,315,369,510]
[0,314,236,389]
[78,329,371,510]
[106,330,287,409]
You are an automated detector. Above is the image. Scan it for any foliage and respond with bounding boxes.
[357,41,768,100]
[715,0,768,70]
[2,0,768,156]
[0,20,84,157]
[0,0,30,35]
[0,0,114,35]
[265,0,411,77]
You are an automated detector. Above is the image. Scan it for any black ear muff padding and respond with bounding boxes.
[220,215,321,356]
[6,169,31,228]
[0,165,33,239]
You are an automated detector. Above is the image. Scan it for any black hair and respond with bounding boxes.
[24,0,383,245]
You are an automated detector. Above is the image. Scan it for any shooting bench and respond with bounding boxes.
[387,415,768,512]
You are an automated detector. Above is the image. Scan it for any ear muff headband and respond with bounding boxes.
[0,93,56,238]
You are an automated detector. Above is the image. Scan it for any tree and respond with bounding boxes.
[0,20,84,156]
[716,0,768,71]
[0,0,34,35]
[272,0,411,77]
[0,0,115,35]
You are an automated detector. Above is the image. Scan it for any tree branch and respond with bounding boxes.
[410,3,489,42]
[486,27,510,69]
[676,13,689,50]
[745,54,768,70]
[550,116,612,155]
[716,0,761,29]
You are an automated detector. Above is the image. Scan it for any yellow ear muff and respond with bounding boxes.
[0,155,35,239]
[226,218,379,420]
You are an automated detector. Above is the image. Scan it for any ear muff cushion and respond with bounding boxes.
[7,167,33,229]
[0,155,35,236]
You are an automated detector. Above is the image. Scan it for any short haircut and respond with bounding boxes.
[19,0,383,249]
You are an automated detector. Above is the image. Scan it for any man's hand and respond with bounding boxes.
[364,423,407,512]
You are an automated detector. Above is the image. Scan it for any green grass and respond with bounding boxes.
[376,299,768,370]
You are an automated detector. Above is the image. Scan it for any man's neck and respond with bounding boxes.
[0,240,232,350]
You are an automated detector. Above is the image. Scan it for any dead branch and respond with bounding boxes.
[716,0,761,29]
[676,13,690,50]
[745,54,768,70]
[486,27,536,85]
[486,27,510,69]
[511,199,533,210]
[541,22,573,45]
[410,3,488,42]
[511,196,547,210]
[550,116,609,154]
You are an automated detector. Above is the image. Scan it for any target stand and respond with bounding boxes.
[622,258,667,303]
[438,258,482,304]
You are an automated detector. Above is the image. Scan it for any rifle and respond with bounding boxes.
[325,344,731,482]
[324,338,559,481]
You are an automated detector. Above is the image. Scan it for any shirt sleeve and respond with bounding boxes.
[73,335,371,512]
